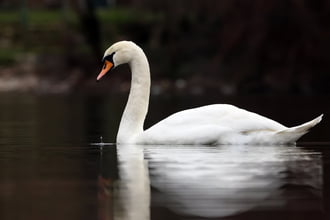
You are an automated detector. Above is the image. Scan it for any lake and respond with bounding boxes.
[0,93,329,220]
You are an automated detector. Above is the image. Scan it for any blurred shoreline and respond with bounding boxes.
[1,2,330,95]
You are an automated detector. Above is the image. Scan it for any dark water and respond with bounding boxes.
[0,94,329,220]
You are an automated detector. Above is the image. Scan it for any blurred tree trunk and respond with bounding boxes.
[79,0,102,59]
[71,0,102,79]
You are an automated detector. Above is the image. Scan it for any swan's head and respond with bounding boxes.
[97,41,140,81]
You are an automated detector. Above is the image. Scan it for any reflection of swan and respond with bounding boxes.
[103,144,322,219]
[115,145,150,220]
[144,145,322,218]
[96,41,322,145]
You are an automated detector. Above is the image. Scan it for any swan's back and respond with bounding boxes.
[139,104,293,145]
[151,104,286,130]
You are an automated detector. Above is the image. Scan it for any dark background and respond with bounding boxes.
[0,0,330,95]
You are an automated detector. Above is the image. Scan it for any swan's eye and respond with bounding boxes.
[103,52,115,63]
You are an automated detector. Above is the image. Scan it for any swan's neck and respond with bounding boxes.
[117,51,150,143]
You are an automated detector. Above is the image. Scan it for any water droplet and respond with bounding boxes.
[99,136,104,151]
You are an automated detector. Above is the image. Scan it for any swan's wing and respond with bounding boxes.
[147,104,287,132]
[140,104,287,144]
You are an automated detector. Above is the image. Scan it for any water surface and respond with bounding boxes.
[0,94,329,220]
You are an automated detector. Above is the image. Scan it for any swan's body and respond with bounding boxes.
[97,41,323,145]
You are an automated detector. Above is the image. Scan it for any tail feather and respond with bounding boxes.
[285,114,323,133]
[276,114,323,144]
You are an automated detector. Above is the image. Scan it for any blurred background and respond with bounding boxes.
[0,0,330,95]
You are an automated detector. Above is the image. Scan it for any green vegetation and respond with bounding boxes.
[0,8,162,66]
[98,8,162,24]
[0,9,77,26]
[0,48,21,65]
[0,9,75,65]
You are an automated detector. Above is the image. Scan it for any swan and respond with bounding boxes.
[96,41,323,145]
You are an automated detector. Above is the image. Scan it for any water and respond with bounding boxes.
[0,94,329,220]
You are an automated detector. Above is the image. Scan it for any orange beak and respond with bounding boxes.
[97,60,113,81]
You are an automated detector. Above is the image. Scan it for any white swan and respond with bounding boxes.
[97,41,323,145]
